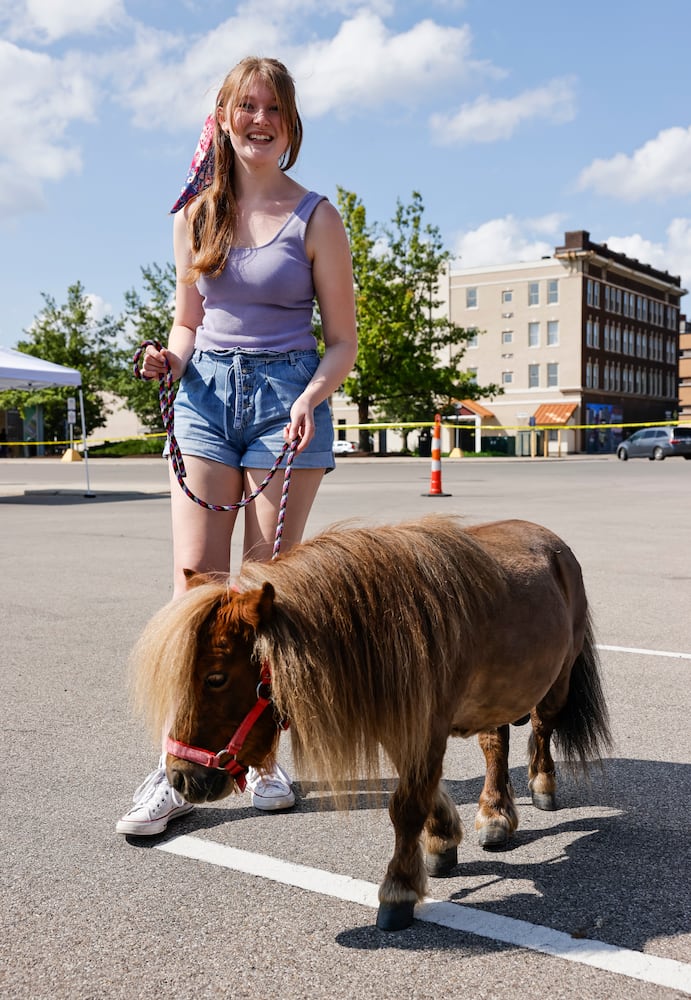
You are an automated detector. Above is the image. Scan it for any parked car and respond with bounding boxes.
[616,426,691,461]
[333,439,357,455]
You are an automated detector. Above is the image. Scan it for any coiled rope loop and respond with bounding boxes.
[133,340,297,559]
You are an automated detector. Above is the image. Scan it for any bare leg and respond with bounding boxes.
[475,726,519,849]
[242,467,324,561]
[168,456,243,598]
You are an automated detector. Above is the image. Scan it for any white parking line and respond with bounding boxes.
[598,644,691,660]
[157,834,691,995]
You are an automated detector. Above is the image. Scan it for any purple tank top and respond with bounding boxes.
[195,191,326,352]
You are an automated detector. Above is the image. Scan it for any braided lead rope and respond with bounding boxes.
[133,340,297,559]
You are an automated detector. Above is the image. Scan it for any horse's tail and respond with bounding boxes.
[552,612,612,767]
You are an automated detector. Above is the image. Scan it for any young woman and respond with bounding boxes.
[117,57,357,835]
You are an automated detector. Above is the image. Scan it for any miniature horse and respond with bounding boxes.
[131,516,611,931]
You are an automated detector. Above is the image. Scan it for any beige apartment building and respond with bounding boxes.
[443,230,686,455]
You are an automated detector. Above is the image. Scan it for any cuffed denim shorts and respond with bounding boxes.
[170,348,335,470]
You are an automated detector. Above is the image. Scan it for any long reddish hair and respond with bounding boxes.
[185,57,303,282]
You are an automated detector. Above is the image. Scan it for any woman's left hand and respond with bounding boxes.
[285,395,315,452]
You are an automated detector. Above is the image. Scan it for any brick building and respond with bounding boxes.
[444,230,686,454]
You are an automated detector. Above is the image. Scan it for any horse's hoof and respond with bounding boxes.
[477,823,510,850]
[425,846,458,877]
[531,790,557,811]
[511,714,531,726]
[376,900,416,932]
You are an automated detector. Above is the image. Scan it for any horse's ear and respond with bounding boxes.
[258,582,275,622]
[184,568,207,588]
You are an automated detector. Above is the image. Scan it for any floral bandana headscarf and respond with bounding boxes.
[170,114,215,214]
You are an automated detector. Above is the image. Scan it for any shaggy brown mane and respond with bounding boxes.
[238,515,504,792]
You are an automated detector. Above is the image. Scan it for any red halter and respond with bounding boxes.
[165,662,284,793]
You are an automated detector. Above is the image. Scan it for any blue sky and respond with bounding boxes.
[2,0,691,350]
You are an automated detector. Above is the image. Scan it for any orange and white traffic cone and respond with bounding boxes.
[423,414,451,497]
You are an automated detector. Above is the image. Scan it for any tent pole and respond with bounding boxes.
[78,388,94,497]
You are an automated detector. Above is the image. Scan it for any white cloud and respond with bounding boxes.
[430,77,577,145]
[115,12,486,128]
[0,40,96,215]
[85,293,114,322]
[292,13,480,117]
[607,218,691,291]
[452,215,563,267]
[0,0,126,42]
[578,126,691,201]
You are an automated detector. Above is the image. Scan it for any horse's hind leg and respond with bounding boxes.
[528,710,557,811]
[475,725,518,849]
[421,782,462,877]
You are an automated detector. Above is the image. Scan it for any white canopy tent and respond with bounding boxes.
[0,346,92,494]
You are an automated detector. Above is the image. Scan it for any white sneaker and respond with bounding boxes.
[246,762,295,811]
[116,757,194,836]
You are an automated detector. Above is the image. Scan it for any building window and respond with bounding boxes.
[593,361,599,388]
[547,362,558,387]
[467,328,479,348]
[528,321,540,347]
[528,282,539,306]
[593,282,600,308]
[547,279,558,304]
[501,290,513,303]
[593,321,599,349]
[528,363,539,388]
[467,367,478,384]
[586,362,592,389]
[501,330,513,344]
[547,320,559,346]
[502,371,513,385]
[466,287,477,308]
[586,320,593,347]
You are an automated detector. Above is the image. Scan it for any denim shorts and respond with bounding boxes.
[170,348,335,470]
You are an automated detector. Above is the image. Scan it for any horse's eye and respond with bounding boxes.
[206,672,227,689]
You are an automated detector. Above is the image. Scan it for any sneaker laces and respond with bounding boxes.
[131,758,168,806]
[247,762,291,793]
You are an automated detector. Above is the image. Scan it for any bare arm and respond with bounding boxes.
[288,199,358,449]
[140,208,203,381]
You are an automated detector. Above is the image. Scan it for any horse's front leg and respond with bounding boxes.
[475,725,518,849]
[377,746,447,932]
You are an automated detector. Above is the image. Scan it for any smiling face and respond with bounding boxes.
[218,76,290,166]
[214,57,303,172]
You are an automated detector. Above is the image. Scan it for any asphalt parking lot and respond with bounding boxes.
[1,454,689,999]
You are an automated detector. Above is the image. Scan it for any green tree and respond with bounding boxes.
[2,282,123,442]
[338,189,501,451]
[113,263,176,432]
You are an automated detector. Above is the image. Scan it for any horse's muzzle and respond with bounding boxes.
[168,760,237,803]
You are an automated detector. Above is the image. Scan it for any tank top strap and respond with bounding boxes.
[290,191,327,238]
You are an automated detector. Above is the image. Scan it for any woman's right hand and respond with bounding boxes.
[140,344,186,382]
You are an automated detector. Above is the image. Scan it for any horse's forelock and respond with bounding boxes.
[129,581,232,742]
[216,582,275,640]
